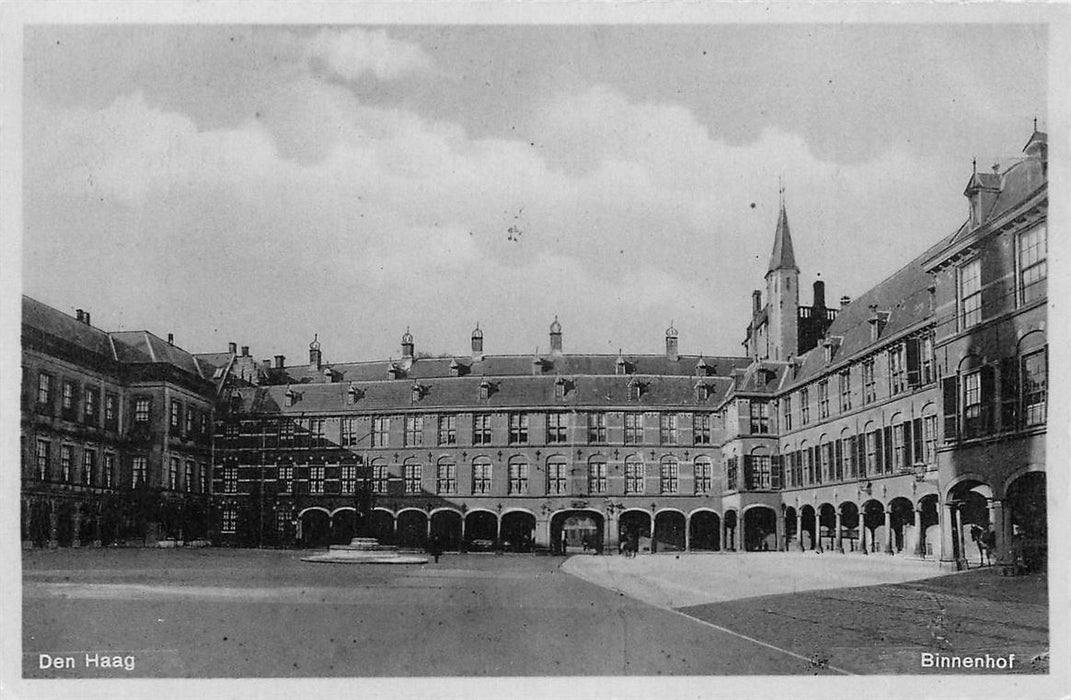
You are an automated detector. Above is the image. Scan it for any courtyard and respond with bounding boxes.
[22,548,1048,678]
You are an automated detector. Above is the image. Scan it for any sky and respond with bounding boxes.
[21,23,1048,363]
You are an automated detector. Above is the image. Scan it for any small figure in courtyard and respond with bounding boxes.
[982,526,996,566]
[428,534,442,563]
[970,524,986,566]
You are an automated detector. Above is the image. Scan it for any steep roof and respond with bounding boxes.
[951,155,1046,246]
[21,296,116,360]
[767,204,798,274]
[230,373,734,414]
[109,330,204,377]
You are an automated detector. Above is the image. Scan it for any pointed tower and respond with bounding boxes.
[765,191,800,361]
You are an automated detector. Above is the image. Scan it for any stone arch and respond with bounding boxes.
[817,503,836,551]
[742,504,777,552]
[860,499,885,554]
[464,509,498,549]
[688,508,720,551]
[330,507,357,545]
[500,510,536,552]
[551,509,604,554]
[619,508,652,553]
[298,507,331,548]
[798,503,817,550]
[430,509,462,551]
[653,509,686,552]
[888,496,915,554]
[917,493,940,558]
[368,507,395,545]
[396,508,428,549]
[1005,470,1046,572]
[723,509,739,551]
[783,505,798,549]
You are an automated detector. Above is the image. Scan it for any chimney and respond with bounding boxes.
[83,312,91,326]
[813,280,826,309]
[274,354,285,369]
[549,316,563,355]
[167,333,174,345]
[471,323,484,362]
[752,290,762,316]
[401,327,414,366]
[867,305,888,342]
[75,309,85,322]
[241,346,250,357]
[840,296,851,309]
[309,334,322,371]
[228,342,238,355]
[261,359,271,371]
[665,323,679,361]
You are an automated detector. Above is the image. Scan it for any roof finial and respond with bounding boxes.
[972,157,977,174]
[778,176,785,207]
[1034,115,1038,132]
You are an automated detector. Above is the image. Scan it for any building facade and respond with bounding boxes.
[20,297,218,547]
[21,128,1047,572]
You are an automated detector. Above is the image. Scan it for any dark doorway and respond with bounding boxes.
[551,511,604,554]
[654,511,686,552]
[430,510,463,551]
[500,511,536,552]
[743,507,776,551]
[299,509,331,547]
[689,511,720,551]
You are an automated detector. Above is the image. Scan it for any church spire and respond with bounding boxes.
[767,187,798,275]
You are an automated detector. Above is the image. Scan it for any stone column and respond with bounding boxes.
[684,514,691,552]
[814,509,823,553]
[496,514,502,542]
[989,499,1008,567]
[796,510,804,551]
[426,514,432,542]
[884,507,894,554]
[776,510,785,551]
[913,506,925,557]
[534,517,550,550]
[834,508,843,553]
[858,504,870,555]
[605,512,618,553]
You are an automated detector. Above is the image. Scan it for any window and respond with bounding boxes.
[279,420,294,444]
[920,335,935,385]
[893,424,907,471]
[964,371,983,437]
[170,401,181,431]
[818,443,830,483]
[546,413,567,444]
[862,359,876,404]
[889,345,906,395]
[587,412,606,442]
[185,460,194,492]
[134,397,151,424]
[693,413,711,444]
[781,396,793,432]
[35,440,50,480]
[404,415,424,446]
[659,458,679,494]
[1018,224,1047,304]
[223,465,238,493]
[800,389,811,425]
[340,465,357,493]
[624,413,643,444]
[865,431,878,476]
[659,414,678,444]
[588,458,607,494]
[222,507,237,534]
[472,459,492,494]
[727,456,739,491]
[403,463,421,493]
[437,461,457,495]
[278,465,294,493]
[960,258,982,329]
[509,413,529,444]
[186,407,194,436]
[694,458,712,494]
[84,388,99,423]
[1023,349,1047,427]
[472,414,492,445]
[371,417,390,447]
[341,417,358,447]
[103,453,114,488]
[508,461,528,494]
[168,457,179,490]
[37,372,52,405]
[309,418,326,442]
[817,381,829,419]
[748,455,772,490]
[201,414,208,436]
[132,457,148,487]
[105,393,118,427]
[62,381,75,412]
[546,458,568,494]
[372,464,389,494]
[438,415,457,445]
[923,416,937,465]
[60,445,73,482]
[624,457,644,494]
[838,371,852,412]
[750,402,769,434]
[83,450,96,485]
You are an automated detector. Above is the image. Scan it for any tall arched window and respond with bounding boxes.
[659,456,679,494]
[624,455,644,494]
[694,456,712,494]
[471,457,492,494]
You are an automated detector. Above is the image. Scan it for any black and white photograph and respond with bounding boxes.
[1,3,1067,699]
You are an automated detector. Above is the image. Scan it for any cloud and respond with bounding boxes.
[303,28,433,81]
[24,80,964,361]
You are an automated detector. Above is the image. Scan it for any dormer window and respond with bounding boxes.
[615,352,627,376]
[627,377,643,401]
[695,383,710,402]
[323,367,334,383]
[347,383,361,405]
[387,363,400,380]
[450,359,462,377]
[479,379,492,400]
[411,383,423,403]
[229,392,242,412]
[695,357,711,377]
[554,376,567,400]
[284,388,295,408]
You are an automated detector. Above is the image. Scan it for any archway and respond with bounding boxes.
[948,479,992,564]
[551,510,604,554]
[799,504,817,550]
[839,502,860,552]
[330,509,356,544]
[888,497,915,554]
[784,506,798,550]
[368,509,395,545]
[743,507,776,551]
[299,508,331,548]
[396,510,428,549]
[817,503,836,551]
[689,510,720,551]
[723,509,738,551]
[430,510,462,551]
[500,511,536,552]
[918,494,940,558]
[464,510,498,551]
[618,510,652,554]
[860,500,885,554]
[654,511,686,552]
[1006,471,1046,572]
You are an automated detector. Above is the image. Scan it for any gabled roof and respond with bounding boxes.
[109,331,204,377]
[230,373,735,414]
[952,156,1046,246]
[767,204,798,274]
[21,296,116,360]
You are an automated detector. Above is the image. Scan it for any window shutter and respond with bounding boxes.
[873,429,883,475]
[912,417,923,464]
[902,420,913,470]
[856,434,867,477]
[942,375,959,441]
[771,454,782,490]
[810,446,818,483]
[743,455,754,490]
[882,426,893,473]
[905,337,921,387]
[980,365,996,432]
[1000,356,1019,431]
[834,439,843,480]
